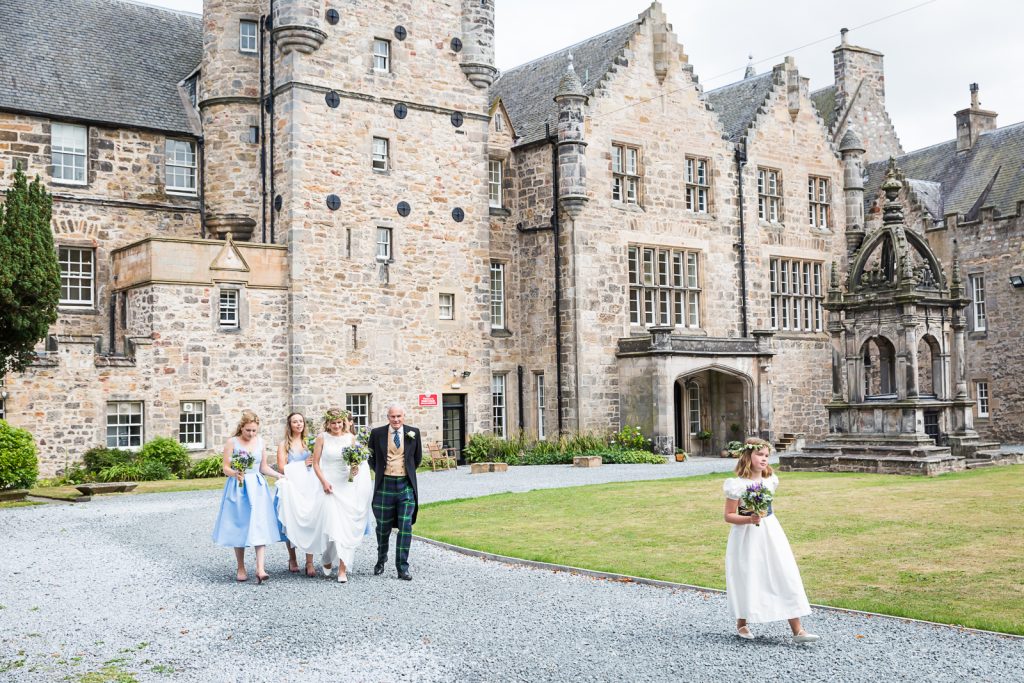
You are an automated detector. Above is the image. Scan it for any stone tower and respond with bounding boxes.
[199,0,263,241]
[831,28,902,163]
[554,55,588,218]
[839,127,866,255]
[460,0,496,88]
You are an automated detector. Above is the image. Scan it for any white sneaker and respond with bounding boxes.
[793,631,820,643]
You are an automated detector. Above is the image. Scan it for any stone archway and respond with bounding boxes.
[674,366,753,455]
[861,336,896,398]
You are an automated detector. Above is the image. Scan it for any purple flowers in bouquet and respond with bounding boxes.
[355,427,370,447]
[342,442,370,482]
[230,450,254,488]
[740,481,773,526]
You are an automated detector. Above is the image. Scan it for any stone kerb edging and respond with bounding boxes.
[412,534,1024,641]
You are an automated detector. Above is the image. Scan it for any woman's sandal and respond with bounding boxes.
[256,573,270,585]
[236,571,248,583]
[736,626,754,640]
[305,562,316,578]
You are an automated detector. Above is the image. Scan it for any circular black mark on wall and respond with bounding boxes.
[273,195,283,212]
[397,201,411,217]
[450,111,464,128]
[394,25,407,41]
[451,207,465,223]
[326,9,340,25]
[393,102,408,119]
[326,194,341,211]
[450,37,463,53]
[325,91,340,108]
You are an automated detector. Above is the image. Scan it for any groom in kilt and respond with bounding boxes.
[368,403,422,581]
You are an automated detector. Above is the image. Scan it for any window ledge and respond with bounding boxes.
[968,330,988,340]
[51,180,88,188]
[491,328,513,338]
[59,306,99,315]
[612,201,644,213]
[489,207,510,217]
[166,189,199,197]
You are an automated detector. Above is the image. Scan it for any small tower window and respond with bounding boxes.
[376,227,393,261]
[219,289,240,329]
[372,137,389,172]
[488,159,503,208]
[494,112,504,132]
[373,39,391,72]
[239,20,258,53]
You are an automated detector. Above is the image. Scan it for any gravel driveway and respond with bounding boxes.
[1,458,1021,682]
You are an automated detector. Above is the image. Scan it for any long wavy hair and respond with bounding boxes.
[734,437,774,479]
[232,410,260,437]
[284,412,308,445]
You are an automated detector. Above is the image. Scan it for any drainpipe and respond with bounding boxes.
[735,145,749,337]
[259,13,267,243]
[517,365,525,432]
[547,123,565,436]
[267,6,276,244]
[198,137,206,238]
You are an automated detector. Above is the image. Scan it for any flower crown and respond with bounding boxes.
[323,409,351,423]
[736,441,772,453]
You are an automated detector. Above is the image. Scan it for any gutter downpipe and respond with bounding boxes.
[735,145,749,337]
[267,6,276,244]
[517,365,525,432]
[548,124,565,436]
[198,137,206,238]
[259,13,267,243]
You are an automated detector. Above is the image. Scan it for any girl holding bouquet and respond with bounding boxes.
[212,410,284,584]
[311,408,373,583]
[275,412,318,577]
[722,437,819,643]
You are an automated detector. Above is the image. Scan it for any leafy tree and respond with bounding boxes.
[0,168,60,377]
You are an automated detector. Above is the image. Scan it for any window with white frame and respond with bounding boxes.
[372,137,389,172]
[165,139,197,193]
[219,289,239,329]
[536,373,546,441]
[439,292,454,320]
[239,20,258,53]
[612,143,640,204]
[808,176,830,229]
[376,227,392,261]
[685,157,709,213]
[492,374,507,438]
[346,394,371,429]
[969,274,986,331]
[372,39,390,72]
[769,258,823,332]
[51,122,87,184]
[757,167,782,222]
[59,246,95,307]
[628,245,701,328]
[975,381,989,418]
[490,261,505,330]
[687,383,701,435]
[107,401,143,449]
[488,159,503,208]
[179,401,205,448]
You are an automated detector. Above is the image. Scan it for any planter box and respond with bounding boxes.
[0,489,29,502]
[470,462,509,474]
[75,482,140,496]
[573,456,602,468]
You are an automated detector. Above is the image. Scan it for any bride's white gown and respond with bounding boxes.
[276,432,372,570]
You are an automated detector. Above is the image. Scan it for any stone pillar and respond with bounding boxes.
[554,56,589,219]
[460,0,497,88]
[902,310,919,398]
[839,129,866,255]
[272,0,326,55]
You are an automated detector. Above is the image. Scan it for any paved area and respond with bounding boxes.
[1,459,1021,682]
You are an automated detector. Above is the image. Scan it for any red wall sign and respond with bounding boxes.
[418,394,438,407]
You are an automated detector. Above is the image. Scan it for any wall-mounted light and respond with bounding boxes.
[1010,275,1024,288]
[461,370,472,379]
[451,370,462,390]
[0,390,7,400]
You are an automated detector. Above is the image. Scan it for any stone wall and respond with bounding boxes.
[831,38,903,163]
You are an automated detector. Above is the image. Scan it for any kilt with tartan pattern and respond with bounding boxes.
[373,475,416,572]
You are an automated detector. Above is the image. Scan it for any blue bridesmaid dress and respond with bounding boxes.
[212,437,285,548]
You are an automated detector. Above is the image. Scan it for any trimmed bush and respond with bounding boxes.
[0,420,39,490]
[82,446,134,474]
[600,449,666,465]
[187,455,225,479]
[139,437,191,477]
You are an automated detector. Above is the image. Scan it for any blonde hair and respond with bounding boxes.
[734,437,774,479]
[233,410,260,437]
[323,407,352,432]
[284,412,308,444]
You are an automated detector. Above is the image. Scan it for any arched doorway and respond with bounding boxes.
[862,336,896,398]
[918,335,941,397]
[674,367,752,455]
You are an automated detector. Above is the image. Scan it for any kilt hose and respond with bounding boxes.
[373,475,416,572]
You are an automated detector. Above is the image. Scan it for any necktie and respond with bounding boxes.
[393,430,400,448]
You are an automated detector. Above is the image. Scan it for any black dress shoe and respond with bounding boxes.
[397,570,412,581]
[373,562,385,576]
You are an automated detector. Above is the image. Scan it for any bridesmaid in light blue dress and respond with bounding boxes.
[212,410,284,584]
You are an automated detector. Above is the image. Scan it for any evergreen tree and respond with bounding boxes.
[0,168,60,377]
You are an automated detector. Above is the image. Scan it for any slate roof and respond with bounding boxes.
[865,121,1024,220]
[0,0,202,135]
[703,72,774,142]
[810,85,838,131]
[490,20,638,146]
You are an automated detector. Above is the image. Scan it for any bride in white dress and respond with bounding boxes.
[309,408,373,582]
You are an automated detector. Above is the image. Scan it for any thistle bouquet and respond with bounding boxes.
[740,481,773,526]
[342,442,370,482]
[230,451,254,488]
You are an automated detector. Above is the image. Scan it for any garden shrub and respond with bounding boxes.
[0,420,39,490]
[139,459,175,481]
[610,425,653,452]
[601,449,666,465]
[187,455,225,479]
[139,437,191,477]
[82,446,134,474]
[97,462,145,482]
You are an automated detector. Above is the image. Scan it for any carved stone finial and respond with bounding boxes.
[882,158,905,225]
[744,54,756,79]
[555,53,586,99]
[830,261,841,290]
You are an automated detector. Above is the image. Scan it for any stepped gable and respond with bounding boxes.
[703,72,774,142]
[810,85,838,130]
[490,20,638,147]
[864,121,1024,221]
[0,0,202,134]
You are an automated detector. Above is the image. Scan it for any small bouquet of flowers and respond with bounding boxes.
[740,482,773,526]
[230,450,254,488]
[355,426,370,447]
[342,442,370,482]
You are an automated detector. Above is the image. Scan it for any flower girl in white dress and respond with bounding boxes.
[723,438,819,643]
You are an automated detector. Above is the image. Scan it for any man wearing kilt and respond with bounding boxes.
[368,403,422,581]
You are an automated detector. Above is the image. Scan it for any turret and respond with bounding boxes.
[460,0,496,88]
[199,0,263,241]
[272,0,326,55]
[554,55,588,218]
[839,127,866,254]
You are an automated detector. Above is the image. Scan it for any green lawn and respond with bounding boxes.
[416,466,1024,634]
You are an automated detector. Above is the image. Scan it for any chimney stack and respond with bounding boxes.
[956,83,997,152]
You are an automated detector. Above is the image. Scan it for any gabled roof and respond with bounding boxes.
[0,0,202,134]
[810,85,838,131]
[703,72,774,142]
[490,20,638,146]
[865,121,1024,220]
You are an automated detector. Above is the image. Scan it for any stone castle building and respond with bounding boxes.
[0,0,1020,474]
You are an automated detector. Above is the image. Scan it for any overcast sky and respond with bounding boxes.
[149,0,1022,152]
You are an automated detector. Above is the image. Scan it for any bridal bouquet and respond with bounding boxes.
[230,451,254,488]
[342,442,370,482]
[740,482,773,526]
[355,427,370,447]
